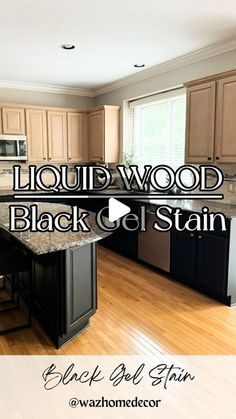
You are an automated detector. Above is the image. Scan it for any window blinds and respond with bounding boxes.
[125,88,187,174]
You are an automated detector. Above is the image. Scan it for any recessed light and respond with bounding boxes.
[134,64,145,68]
[61,44,75,50]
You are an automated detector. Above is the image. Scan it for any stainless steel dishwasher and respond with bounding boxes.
[138,210,170,272]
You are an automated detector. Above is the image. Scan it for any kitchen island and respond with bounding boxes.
[0,202,109,348]
[65,191,236,306]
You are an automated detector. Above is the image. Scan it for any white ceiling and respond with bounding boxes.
[1,0,236,92]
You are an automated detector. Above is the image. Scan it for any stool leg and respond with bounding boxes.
[0,274,16,308]
[27,272,32,327]
[0,276,6,290]
[12,273,15,303]
[16,274,20,309]
[0,270,32,335]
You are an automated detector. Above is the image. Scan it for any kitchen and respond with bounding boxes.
[1,0,236,358]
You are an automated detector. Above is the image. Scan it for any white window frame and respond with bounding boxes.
[125,87,186,168]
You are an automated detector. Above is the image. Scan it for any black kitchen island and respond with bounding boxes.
[0,202,109,348]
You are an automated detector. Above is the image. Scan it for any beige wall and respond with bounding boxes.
[95,49,236,106]
[0,87,95,108]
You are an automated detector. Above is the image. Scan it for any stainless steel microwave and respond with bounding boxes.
[0,135,27,160]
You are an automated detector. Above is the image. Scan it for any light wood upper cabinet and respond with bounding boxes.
[185,69,236,164]
[185,82,215,163]
[67,112,88,162]
[0,103,119,164]
[88,106,120,163]
[26,109,48,162]
[89,109,104,162]
[215,75,236,163]
[47,110,67,162]
[2,107,25,134]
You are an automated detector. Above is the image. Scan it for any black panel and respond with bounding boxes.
[32,251,63,340]
[171,230,196,285]
[196,233,229,295]
[65,243,96,336]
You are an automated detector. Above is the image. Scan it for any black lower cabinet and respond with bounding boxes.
[171,230,196,285]
[196,233,228,296]
[171,229,229,302]
[101,200,139,258]
[102,225,138,258]
[19,243,97,348]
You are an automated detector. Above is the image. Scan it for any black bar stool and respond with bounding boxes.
[0,238,14,296]
[0,248,32,334]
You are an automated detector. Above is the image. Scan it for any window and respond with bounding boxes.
[125,89,186,174]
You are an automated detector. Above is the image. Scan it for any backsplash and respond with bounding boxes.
[0,162,76,190]
[194,164,236,203]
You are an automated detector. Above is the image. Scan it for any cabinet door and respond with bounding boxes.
[26,109,48,162]
[65,244,96,336]
[2,107,25,134]
[89,110,104,162]
[215,76,236,163]
[196,233,228,296]
[68,112,87,162]
[47,111,67,162]
[30,251,63,341]
[171,230,196,285]
[0,109,2,133]
[185,82,215,163]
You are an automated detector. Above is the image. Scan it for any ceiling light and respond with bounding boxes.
[134,64,145,68]
[61,44,75,50]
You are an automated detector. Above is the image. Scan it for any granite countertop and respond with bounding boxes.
[2,187,236,218]
[90,188,236,218]
[92,192,236,218]
[0,202,110,255]
[0,189,56,196]
[136,198,236,219]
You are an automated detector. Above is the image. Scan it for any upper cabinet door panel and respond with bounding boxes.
[89,110,104,162]
[47,111,67,162]
[68,112,86,163]
[2,107,26,134]
[0,109,2,133]
[26,109,48,162]
[215,76,236,163]
[185,82,215,163]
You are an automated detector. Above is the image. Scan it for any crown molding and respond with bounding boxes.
[0,80,94,97]
[1,38,236,98]
[94,38,236,96]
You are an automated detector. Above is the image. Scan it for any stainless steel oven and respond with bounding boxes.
[0,135,27,160]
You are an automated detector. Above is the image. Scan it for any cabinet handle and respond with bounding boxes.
[215,157,220,160]
[207,157,212,160]
[198,235,202,239]
[69,157,71,160]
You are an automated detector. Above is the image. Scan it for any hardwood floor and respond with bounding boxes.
[0,245,236,355]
